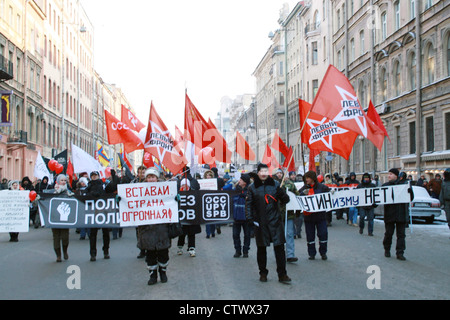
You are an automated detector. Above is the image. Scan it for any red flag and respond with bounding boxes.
[104,110,144,153]
[236,131,256,161]
[66,159,74,186]
[309,148,320,172]
[184,93,209,151]
[144,102,187,174]
[282,146,296,172]
[121,104,145,132]
[262,144,280,175]
[205,118,232,163]
[366,100,390,142]
[143,151,154,168]
[299,99,357,161]
[174,125,185,148]
[271,130,290,158]
[310,65,384,151]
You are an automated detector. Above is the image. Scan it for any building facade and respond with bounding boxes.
[249,0,450,180]
[0,0,139,181]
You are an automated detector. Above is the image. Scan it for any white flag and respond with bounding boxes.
[34,151,53,184]
[71,144,105,176]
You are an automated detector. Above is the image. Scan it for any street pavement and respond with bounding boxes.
[0,216,449,300]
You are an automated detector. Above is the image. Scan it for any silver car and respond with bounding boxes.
[374,186,442,223]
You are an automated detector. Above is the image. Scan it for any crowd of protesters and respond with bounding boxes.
[1,165,450,285]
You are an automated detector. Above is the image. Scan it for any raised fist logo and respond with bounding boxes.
[57,202,71,222]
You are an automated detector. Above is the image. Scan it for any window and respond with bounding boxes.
[409,121,416,154]
[380,67,387,101]
[312,42,318,65]
[425,117,434,152]
[358,81,366,108]
[393,60,401,96]
[350,38,355,62]
[337,9,341,30]
[359,30,365,55]
[446,33,450,76]
[409,52,416,90]
[395,126,401,155]
[410,0,416,19]
[394,1,400,31]
[312,80,319,99]
[381,12,387,40]
[446,113,450,150]
[425,0,432,10]
[424,43,435,84]
[279,91,284,106]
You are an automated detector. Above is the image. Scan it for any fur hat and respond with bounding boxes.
[304,170,318,183]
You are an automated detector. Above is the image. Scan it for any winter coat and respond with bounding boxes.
[137,224,171,251]
[439,180,450,214]
[86,179,105,197]
[245,176,290,247]
[177,174,201,235]
[232,185,248,221]
[382,179,409,223]
[298,182,330,222]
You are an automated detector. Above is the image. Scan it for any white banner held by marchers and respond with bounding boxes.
[0,191,30,233]
[287,184,412,213]
[117,181,179,227]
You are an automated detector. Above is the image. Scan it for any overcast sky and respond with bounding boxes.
[80,0,299,133]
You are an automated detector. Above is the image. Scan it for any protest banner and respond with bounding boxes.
[117,181,179,227]
[38,194,120,229]
[178,190,236,225]
[0,191,30,233]
[198,178,218,191]
[286,184,412,213]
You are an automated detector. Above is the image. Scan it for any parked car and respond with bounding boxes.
[374,186,442,223]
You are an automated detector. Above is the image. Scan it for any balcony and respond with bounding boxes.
[0,54,13,82]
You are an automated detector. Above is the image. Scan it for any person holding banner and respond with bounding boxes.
[298,171,331,261]
[6,180,21,242]
[137,168,171,285]
[245,163,291,284]
[232,174,251,258]
[382,169,409,261]
[51,174,73,262]
[356,173,377,236]
[86,171,110,262]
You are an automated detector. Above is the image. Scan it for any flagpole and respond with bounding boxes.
[281,108,312,187]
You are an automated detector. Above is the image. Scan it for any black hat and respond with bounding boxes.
[389,168,399,177]
[90,171,99,177]
[240,174,251,185]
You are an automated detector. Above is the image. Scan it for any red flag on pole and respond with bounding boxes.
[299,99,358,161]
[271,130,290,159]
[262,144,280,175]
[121,104,145,132]
[205,118,232,163]
[144,102,187,174]
[66,159,74,186]
[236,131,256,161]
[310,65,385,151]
[184,93,209,151]
[282,146,296,172]
[366,100,390,142]
[104,110,144,153]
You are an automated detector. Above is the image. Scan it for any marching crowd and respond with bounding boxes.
[1,165,450,285]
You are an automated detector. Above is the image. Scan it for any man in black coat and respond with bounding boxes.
[356,173,377,236]
[86,171,110,261]
[382,168,408,260]
[246,163,291,283]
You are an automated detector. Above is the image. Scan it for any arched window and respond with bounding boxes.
[380,67,387,101]
[424,42,435,84]
[393,60,401,96]
[408,52,416,90]
[446,32,450,76]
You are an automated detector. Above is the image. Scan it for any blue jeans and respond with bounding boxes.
[358,207,374,234]
[232,221,251,253]
[206,224,216,237]
[348,206,358,224]
[285,219,296,258]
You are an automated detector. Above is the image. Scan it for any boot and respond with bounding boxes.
[63,245,69,260]
[54,248,62,262]
[233,249,241,258]
[147,266,158,285]
[104,250,110,259]
[159,266,168,283]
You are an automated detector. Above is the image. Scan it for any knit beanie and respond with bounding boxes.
[389,168,399,177]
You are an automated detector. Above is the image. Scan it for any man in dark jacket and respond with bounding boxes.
[298,170,331,260]
[86,171,110,261]
[232,174,251,258]
[246,163,291,283]
[382,168,408,260]
[356,173,376,236]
